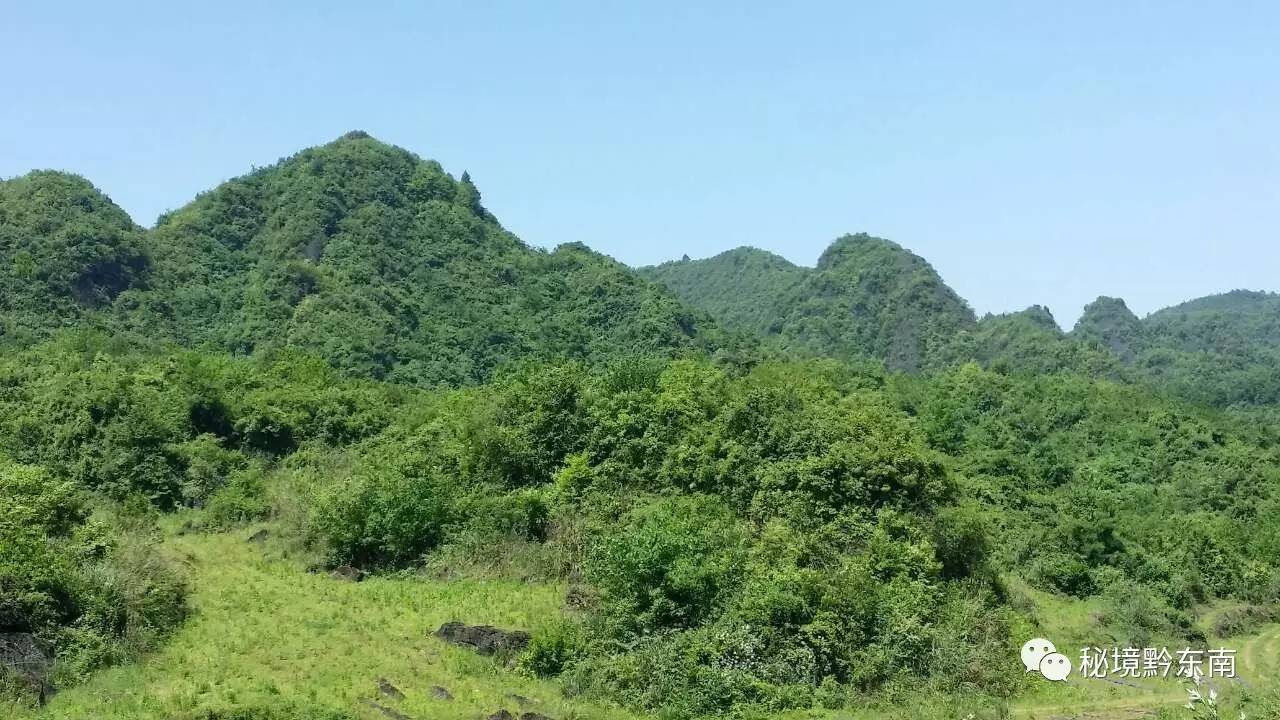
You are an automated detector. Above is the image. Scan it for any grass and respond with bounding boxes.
[14,526,638,720]
[13,525,1280,720]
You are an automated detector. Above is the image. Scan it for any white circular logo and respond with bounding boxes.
[1039,651,1072,681]
[1021,638,1056,673]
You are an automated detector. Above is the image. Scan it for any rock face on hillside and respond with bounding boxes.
[0,633,51,701]
[433,622,530,656]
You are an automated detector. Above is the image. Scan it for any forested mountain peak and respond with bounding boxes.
[1075,295,1139,326]
[99,133,734,385]
[0,170,148,338]
[1072,295,1144,360]
[1142,289,1280,353]
[639,246,807,335]
[816,232,908,270]
[998,304,1060,331]
[713,245,801,268]
[641,233,975,371]
[1148,289,1280,320]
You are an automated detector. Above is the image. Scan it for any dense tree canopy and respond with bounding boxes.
[645,234,976,372]
[0,172,147,341]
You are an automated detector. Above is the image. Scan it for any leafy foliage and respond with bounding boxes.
[0,172,147,342]
[641,247,808,335]
[116,133,738,385]
[6,133,1280,719]
[294,359,1012,715]
[644,234,975,372]
[0,459,186,695]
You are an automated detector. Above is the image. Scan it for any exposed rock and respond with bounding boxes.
[430,685,453,700]
[520,713,554,720]
[0,633,50,702]
[376,677,404,700]
[329,564,366,582]
[505,693,535,706]
[361,699,411,720]
[433,622,530,656]
[246,529,270,543]
[486,711,515,720]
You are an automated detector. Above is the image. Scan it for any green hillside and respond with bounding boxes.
[116,132,736,386]
[1134,290,1280,406]
[640,247,807,335]
[643,234,976,371]
[1072,296,1146,362]
[3,135,1280,720]
[0,171,148,341]
[647,238,1280,407]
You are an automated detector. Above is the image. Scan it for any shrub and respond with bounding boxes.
[1211,604,1279,638]
[1032,552,1096,597]
[307,463,455,568]
[203,466,272,529]
[0,459,186,694]
[174,433,247,506]
[520,618,588,678]
[586,494,746,634]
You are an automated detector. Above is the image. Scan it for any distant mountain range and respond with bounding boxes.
[642,243,1280,406]
[3,132,1276,403]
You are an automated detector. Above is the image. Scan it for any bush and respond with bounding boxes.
[174,433,247,506]
[520,618,588,678]
[203,466,272,529]
[1032,552,1097,597]
[307,463,455,568]
[586,495,747,634]
[0,459,187,693]
[1211,604,1279,638]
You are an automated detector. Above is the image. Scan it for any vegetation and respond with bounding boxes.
[3,134,1280,719]
[0,171,147,342]
[117,132,740,386]
[644,234,975,372]
[646,244,1280,408]
[0,459,185,703]
[639,247,808,336]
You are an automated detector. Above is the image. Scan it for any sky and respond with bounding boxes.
[3,2,1277,327]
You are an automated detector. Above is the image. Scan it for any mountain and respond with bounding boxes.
[1130,290,1280,406]
[1071,296,1145,361]
[1144,289,1280,353]
[646,238,1280,406]
[0,171,148,340]
[643,234,976,371]
[8,134,1280,719]
[958,305,1122,377]
[640,246,806,335]
[95,132,736,385]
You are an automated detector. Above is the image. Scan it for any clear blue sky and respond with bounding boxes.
[4,2,1277,327]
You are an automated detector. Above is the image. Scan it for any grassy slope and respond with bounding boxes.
[1007,588,1276,720]
[17,527,1276,720]
[16,528,637,720]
